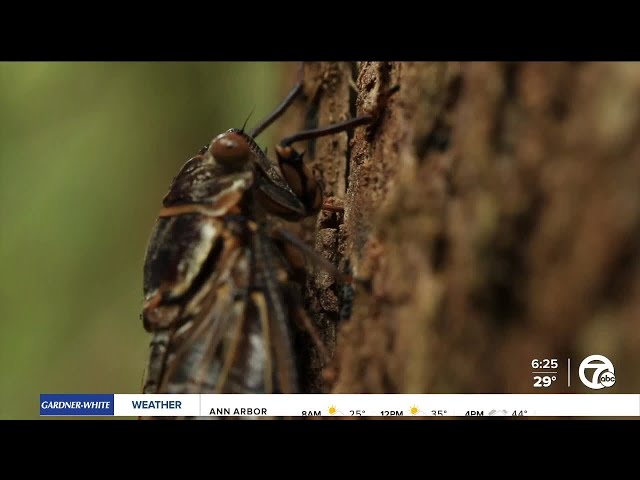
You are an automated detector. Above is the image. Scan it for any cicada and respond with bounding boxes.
[140,66,374,397]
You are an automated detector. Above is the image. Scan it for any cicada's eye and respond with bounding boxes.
[210,131,250,168]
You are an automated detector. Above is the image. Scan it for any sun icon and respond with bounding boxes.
[326,405,344,415]
[410,405,420,415]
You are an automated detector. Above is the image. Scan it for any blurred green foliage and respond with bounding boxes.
[0,62,284,419]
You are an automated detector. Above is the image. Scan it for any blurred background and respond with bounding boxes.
[0,62,284,419]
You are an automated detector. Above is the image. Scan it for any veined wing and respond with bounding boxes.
[143,219,300,398]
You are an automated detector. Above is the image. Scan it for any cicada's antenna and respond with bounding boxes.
[240,105,256,134]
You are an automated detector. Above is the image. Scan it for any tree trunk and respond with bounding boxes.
[277,62,640,396]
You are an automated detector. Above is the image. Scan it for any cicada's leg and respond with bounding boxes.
[269,233,330,361]
[278,115,374,148]
[270,226,352,285]
[280,278,330,365]
[248,63,305,139]
[274,115,375,216]
[276,84,401,215]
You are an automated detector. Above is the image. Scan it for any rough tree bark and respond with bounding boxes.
[276,62,640,397]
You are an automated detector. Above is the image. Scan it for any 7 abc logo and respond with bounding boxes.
[578,355,616,390]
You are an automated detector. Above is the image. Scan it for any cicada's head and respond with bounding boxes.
[209,130,251,169]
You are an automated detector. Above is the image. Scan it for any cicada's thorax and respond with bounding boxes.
[142,146,257,332]
[162,147,256,215]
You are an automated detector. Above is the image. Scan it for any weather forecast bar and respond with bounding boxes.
[40,394,640,417]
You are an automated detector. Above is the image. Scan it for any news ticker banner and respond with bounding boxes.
[40,394,640,417]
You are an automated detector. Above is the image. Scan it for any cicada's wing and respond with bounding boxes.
[143,223,300,397]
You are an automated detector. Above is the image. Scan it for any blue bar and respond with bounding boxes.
[40,394,115,416]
